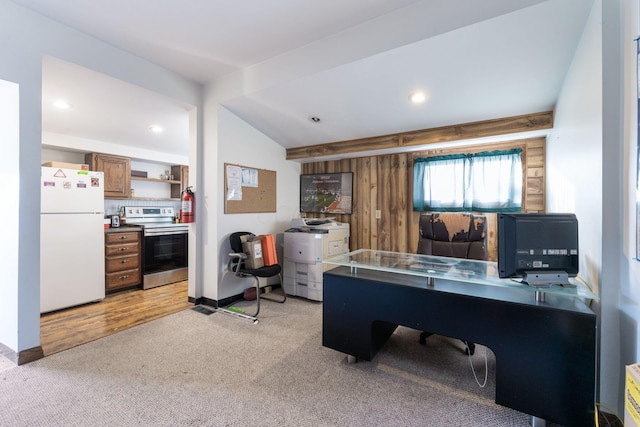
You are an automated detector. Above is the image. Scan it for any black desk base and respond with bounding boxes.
[322,267,597,427]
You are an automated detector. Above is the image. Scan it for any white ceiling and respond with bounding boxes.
[16,0,594,159]
[42,56,192,157]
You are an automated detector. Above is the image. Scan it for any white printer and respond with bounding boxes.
[283,218,350,301]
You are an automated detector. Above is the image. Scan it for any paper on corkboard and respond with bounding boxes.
[224,163,276,213]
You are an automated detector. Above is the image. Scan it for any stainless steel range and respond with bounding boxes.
[124,206,188,289]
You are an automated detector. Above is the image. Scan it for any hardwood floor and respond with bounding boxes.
[40,281,193,356]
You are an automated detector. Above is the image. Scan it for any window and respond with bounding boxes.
[413,149,523,212]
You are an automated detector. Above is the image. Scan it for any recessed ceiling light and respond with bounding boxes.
[148,125,164,133]
[52,99,71,109]
[409,91,427,104]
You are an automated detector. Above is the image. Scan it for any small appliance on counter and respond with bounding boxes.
[110,215,120,228]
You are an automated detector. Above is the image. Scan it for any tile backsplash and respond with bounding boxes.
[104,199,181,217]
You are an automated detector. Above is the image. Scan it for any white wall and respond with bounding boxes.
[549,0,640,414]
[601,0,635,414]
[199,69,300,302]
[620,0,640,412]
[0,79,20,350]
[215,107,300,300]
[41,146,85,164]
[199,72,300,303]
[547,1,603,293]
[0,0,201,355]
[43,132,189,166]
[548,0,610,404]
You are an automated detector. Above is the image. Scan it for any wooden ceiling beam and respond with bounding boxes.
[286,111,553,161]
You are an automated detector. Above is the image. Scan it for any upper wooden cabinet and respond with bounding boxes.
[170,165,189,199]
[85,153,131,199]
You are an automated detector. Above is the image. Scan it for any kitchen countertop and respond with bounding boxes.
[104,225,142,233]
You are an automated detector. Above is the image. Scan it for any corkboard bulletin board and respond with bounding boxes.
[224,163,277,213]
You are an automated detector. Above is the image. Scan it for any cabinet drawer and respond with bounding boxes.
[105,231,139,244]
[106,268,141,290]
[106,254,140,273]
[105,242,139,256]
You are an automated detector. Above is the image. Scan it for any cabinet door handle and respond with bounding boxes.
[119,247,128,251]
[121,259,128,263]
[118,275,129,280]
[119,236,128,240]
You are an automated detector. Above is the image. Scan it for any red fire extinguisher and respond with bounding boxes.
[180,186,195,223]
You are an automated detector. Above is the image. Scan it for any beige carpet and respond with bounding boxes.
[0,353,15,373]
[0,295,545,426]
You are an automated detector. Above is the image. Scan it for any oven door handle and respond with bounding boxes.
[144,229,188,236]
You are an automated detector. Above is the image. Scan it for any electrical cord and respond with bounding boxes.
[576,275,595,308]
[594,403,605,427]
[466,344,619,426]
[595,402,622,427]
[467,344,488,388]
[576,275,594,293]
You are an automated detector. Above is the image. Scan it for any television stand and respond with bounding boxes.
[522,270,571,287]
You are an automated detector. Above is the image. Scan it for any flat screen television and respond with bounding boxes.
[498,212,579,286]
[300,173,353,215]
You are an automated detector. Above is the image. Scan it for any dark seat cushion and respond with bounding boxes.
[239,264,282,277]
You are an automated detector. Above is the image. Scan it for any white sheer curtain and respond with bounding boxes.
[413,149,522,212]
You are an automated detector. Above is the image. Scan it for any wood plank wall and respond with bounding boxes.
[301,137,546,261]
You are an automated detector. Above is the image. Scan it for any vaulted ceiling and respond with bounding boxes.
[15,0,594,159]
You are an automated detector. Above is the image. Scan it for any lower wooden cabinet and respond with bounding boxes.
[105,230,141,292]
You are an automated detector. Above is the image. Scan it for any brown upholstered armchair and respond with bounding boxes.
[417,212,488,355]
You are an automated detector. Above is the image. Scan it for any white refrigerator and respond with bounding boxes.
[41,166,106,313]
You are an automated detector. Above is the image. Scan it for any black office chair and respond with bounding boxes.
[227,232,286,318]
[417,212,488,355]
